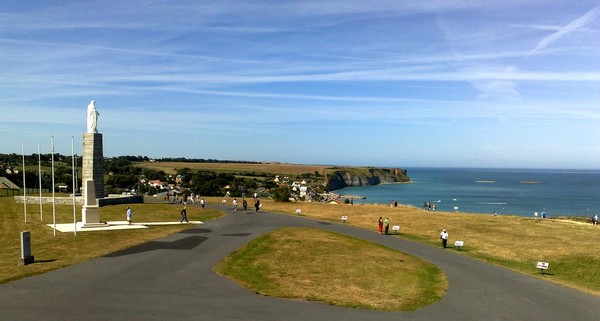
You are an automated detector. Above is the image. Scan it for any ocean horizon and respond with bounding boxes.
[335,167,600,218]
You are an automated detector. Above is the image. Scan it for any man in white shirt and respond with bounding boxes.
[126,207,132,225]
[440,229,449,248]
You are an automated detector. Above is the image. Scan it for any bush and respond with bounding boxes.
[271,186,291,202]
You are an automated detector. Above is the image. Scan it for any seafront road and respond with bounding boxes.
[1,206,599,320]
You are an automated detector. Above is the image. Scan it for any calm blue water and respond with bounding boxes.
[335,168,600,217]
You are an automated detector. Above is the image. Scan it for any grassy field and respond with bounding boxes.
[134,161,331,176]
[257,199,600,296]
[2,192,599,309]
[0,196,222,284]
[215,227,446,311]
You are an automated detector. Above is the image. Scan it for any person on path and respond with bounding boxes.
[377,217,383,234]
[180,206,189,223]
[126,207,132,225]
[440,229,449,248]
[254,198,261,212]
[242,199,248,213]
[233,198,238,211]
[593,214,598,225]
[383,217,390,235]
[200,198,205,209]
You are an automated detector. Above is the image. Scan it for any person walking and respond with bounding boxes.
[593,214,598,225]
[233,198,238,211]
[383,217,390,235]
[254,198,261,212]
[200,198,205,209]
[377,217,383,235]
[242,199,248,213]
[440,229,449,248]
[126,207,132,225]
[180,206,189,223]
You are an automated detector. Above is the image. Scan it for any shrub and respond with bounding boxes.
[271,186,291,202]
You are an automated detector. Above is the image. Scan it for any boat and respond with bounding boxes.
[520,180,541,184]
[475,180,496,183]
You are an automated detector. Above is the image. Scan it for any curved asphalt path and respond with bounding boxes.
[0,206,599,320]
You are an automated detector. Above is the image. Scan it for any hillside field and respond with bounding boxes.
[134,161,332,177]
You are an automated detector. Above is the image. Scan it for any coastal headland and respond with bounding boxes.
[135,160,410,198]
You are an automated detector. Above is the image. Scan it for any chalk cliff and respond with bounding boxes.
[325,168,410,191]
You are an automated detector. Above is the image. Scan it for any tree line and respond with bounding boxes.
[0,154,281,200]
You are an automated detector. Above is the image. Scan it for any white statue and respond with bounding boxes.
[87,100,99,133]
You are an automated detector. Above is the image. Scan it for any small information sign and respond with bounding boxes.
[454,240,464,250]
[295,208,302,215]
[536,261,549,270]
[341,215,348,223]
[392,225,400,234]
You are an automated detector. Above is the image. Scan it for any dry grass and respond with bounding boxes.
[134,161,331,176]
[259,199,600,295]
[215,227,447,311]
[0,196,222,284]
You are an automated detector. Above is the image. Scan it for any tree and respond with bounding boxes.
[271,186,291,202]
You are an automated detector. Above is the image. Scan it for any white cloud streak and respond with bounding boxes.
[532,4,600,53]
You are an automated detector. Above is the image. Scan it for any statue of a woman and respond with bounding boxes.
[87,100,99,133]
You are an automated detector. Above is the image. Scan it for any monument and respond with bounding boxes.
[82,100,104,199]
[81,100,107,227]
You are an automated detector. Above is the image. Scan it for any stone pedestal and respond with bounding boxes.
[82,179,107,228]
[82,133,104,199]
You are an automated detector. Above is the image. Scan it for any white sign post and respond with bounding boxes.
[536,261,549,274]
[392,225,400,234]
[454,240,464,250]
[341,215,348,223]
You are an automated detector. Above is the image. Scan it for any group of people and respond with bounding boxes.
[377,216,449,248]
[377,217,390,235]
[163,192,206,208]
[423,201,437,211]
[231,197,260,213]
[125,202,195,225]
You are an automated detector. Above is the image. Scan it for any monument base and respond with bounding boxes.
[82,222,109,228]
[82,205,107,228]
[20,256,34,265]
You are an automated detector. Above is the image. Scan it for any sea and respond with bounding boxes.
[335,168,600,218]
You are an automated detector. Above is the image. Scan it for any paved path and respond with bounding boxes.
[1,207,599,320]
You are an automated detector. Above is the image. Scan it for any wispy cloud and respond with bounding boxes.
[1,0,599,166]
[531,4,600,53]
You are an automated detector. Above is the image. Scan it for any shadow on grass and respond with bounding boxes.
[104,235,208,257]
[34,259,57,264]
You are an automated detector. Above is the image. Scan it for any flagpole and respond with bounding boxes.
[22,142,27,223]
[72,136,77,235]
[38,142,43,221]
[51,136,56,236]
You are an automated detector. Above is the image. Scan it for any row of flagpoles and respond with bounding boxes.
[21,136,78,236]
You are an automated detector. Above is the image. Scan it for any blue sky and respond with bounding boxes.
[1,1,599,169]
